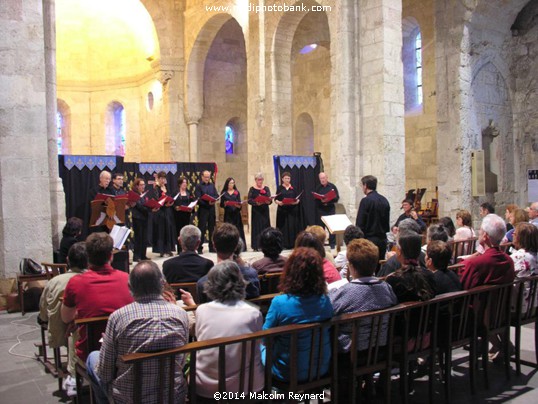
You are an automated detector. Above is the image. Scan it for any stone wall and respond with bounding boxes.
[0,0,53,277]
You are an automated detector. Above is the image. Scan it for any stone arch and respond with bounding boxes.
[185,14,235,124]
[470,62,513,206]
[271,0,331,155]
[294,112,314,155]
[57,99,71,154]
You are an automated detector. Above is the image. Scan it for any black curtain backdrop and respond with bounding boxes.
[274,155,321,229]
[58,155,216,242]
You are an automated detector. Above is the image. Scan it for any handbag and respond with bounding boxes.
[19,258,43,275]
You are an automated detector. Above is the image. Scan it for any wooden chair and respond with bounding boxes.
[449,237,477,261]
[74,316,110,404]
[258,272,282,295]
[475,283,513,389]
[331,307,396,404]
[437,289,480,400]
[248,292,279,316]
[169,282,199,305]
[35,321,66,392]
[41,262,68,277]
[122,321,334,404]
[511,275,538,375]
[392,299,441,404]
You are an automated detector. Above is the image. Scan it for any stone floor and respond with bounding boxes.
[1,306,536,403]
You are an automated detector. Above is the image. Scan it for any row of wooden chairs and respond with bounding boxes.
[169,272,283,305]
[91,276,535,404]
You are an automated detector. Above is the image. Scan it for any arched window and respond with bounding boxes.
[56,111,63,154]
[225,125,234,154]
[106,101,126,156]
[402,18,423,113]
[57,99,70,154]
[415,32,423,106]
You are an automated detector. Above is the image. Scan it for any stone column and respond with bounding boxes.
[186,119,199,162]
[357,0,406,223]
[331,0,360,219]
[0,0,53,278]
[43,0,66,249]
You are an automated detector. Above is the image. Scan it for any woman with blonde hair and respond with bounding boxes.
[454,209,475,241]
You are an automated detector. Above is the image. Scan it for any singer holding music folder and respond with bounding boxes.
[194,170,219,254]
[220,177,247,251]
[130,178,151,262]
[247,173,272,251]
[275,171,302,249]
[173,176,195,253]
[313,172,340,249]
[150,171,175,257]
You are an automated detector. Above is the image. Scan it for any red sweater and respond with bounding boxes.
[460,247,515,290]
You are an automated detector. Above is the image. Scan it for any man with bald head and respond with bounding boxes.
[86,260,189,404]
[89,170,113,201]
[315,172,340,249]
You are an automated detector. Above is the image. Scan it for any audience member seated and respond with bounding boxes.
[425,240,462,294]
[330,238,397,352]
[393,198,426,233]
[504,204,519,231]
[511,222,538,277]
[251,227,287,274]
[377,219,426,277]
[479,202,495,217]
[528,201,538,227]
[460,214,516,361]
[503,208,529,243]
[163,225,214,284]
[334,225,364,279]
[454,209,476,241]
[438,216,456,240]
[86,261,189,404]
[305,225,336,265]
[39,242,87,395]
[460,214,515,290]
[294,231,341,284]
[329,238,397,400]
[262,247,333,382]
[421,223,450,256]
[61,232,134,361]
[197,223,260,303]
[385,232,437,303]
[58,217,83,264]
[183,261,264,399]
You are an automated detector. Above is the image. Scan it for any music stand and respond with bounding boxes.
[321,214,353,253]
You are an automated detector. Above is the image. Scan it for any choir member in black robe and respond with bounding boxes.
[194,170,219,253]
[247,172,272,251]
[130,178,152,261]
[220,177,246,251]
[173,176,194,253]
[150,171,175,257]
[315,172,340,249]
[275,171,301,249]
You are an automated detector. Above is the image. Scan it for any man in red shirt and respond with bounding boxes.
[460,214,515,290]
[61,232,133,360]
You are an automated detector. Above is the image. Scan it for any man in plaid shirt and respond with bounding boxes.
[86,261,190,404]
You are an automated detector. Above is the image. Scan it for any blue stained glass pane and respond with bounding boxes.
[225,125,234,154]
[417,67,422,86]
[56,111,62,154]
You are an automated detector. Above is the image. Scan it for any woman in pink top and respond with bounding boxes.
[454,209,476,241]
[294,231,341,284]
